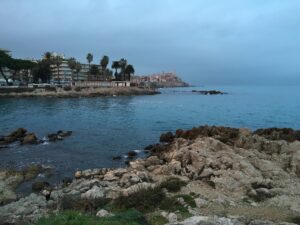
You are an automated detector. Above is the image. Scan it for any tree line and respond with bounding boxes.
[0,49,135,85]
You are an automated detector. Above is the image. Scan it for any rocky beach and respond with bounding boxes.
[0,86,159,98]
[1,126,300,225]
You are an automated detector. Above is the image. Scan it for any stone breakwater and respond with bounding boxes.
[1,126,300,225]
[0,86,159,98]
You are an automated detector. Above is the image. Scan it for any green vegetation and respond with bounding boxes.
[175,194,196,208]
[289,216,300,225]
[0,49,37,85]
[86,53,93,76]
[111,58,135,81]
[1,48,135,85]
[146,214,168,225]
[35,210,148,225]
[160,177,187,192]
[114,186,165,213]
[113,178,190,218]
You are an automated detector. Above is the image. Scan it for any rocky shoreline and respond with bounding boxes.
[1,126,300,225]
[0,86,159,98]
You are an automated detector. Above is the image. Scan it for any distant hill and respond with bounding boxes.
[132,72,189,88]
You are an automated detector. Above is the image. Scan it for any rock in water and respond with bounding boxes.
[32,181,50,192]
[22,133,38,144]
[127,151,138,158]
[160,132,174,142]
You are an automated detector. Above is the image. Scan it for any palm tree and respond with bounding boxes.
[100,55,109,70]
[86,53,93,78]
[52,55,63,84]
[111,61,120,79]
[75,62,82,81]
[43,52,52,61]
[67,57,76,81]
[100,55,109,80]
[118,58,127,81]
[124,64,135,81]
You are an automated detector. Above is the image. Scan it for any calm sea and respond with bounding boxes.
[0,85,300,185]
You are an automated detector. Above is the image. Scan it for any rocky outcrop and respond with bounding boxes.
[21,133,38,145]
[47,130,72,142]
[254,128,300,142]
[0,165,52,206]
[192,90,227,95]
[0,128,73,148]
[1,126,300,224]
[0,128,28,146]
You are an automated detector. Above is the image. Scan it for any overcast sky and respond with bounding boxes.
[0,0,299,85]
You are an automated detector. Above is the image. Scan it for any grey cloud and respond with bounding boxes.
[0,0,299,85]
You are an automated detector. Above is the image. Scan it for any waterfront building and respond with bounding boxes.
[50,60,101,82]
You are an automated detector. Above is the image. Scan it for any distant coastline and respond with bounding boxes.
[0,86,159,98]
[132,72,190,88]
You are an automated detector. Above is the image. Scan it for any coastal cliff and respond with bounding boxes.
[1,126,300,225]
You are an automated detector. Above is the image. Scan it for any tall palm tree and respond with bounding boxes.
[119,58,127,81]
[86,53,93,78]
[43,52,52,61]
[67,57,76,81]
[124,64,135,81]
[111,61,120,79]
[52,56,63,84]
[100,55,109,80]
[75,62,82,81]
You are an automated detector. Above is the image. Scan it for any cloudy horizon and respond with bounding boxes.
[0,0,300,85]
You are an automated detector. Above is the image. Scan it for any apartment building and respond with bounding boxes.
[50,61,102,82]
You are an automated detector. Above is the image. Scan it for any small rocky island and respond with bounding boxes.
[192,90,227,95]
[1,126,300,225]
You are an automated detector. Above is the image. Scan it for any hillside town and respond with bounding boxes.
[132,72,189,88]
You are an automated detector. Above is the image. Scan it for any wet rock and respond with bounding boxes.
[62,177,73,187]
[192,90,227,95]
[127,151,138,158]
[0,128,27,145]
[22,133,38,144]
[174,125,240,145]
[254,128,300,142]
[32,181,50,192]
[23,164,48,181]
[160,132,174,143]
[144,144,154,150]
[9,128,27,139]
[0,145,9,149]
[47,130,72,142]
[112,155,122,160]
[57,130,72,138]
